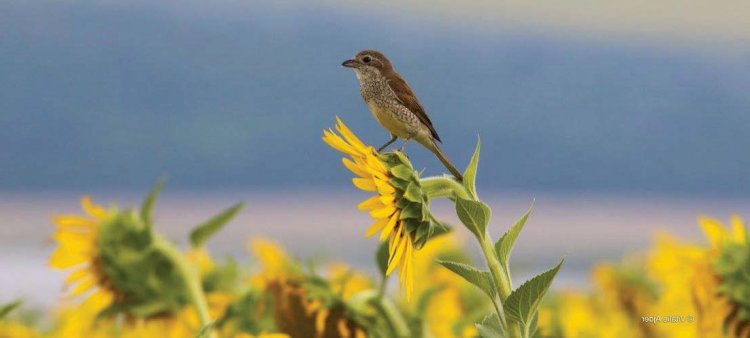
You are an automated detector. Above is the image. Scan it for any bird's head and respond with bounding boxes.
[342,50,393,78]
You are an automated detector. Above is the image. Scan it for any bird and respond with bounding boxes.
[341,50,463,181]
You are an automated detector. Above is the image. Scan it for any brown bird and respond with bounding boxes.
[342,50,463,181]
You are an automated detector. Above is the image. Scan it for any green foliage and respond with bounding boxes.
[495,202,534,268]
[476,313,504,338]
[505,260,564,333]
[190,203,244,248]
[140,177,165,227]
[455,197,491,239]
[713,241,750,322]
[376,241,390,277]
[437,260,497,299]
[0,299,22,320]
[463,139,481,198]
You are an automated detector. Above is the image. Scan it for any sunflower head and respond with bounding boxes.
[323,117,449,300]
[702,215,750,335]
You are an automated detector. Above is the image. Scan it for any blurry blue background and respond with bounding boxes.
[2,0,750,305]
[2,0,748,194]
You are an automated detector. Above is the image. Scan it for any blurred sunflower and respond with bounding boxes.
[49,196,118,304]
[0,321,39,338]
[324,117,437,300]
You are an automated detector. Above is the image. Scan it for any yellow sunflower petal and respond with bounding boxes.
[69,275,96,296]
[81,196,108,220]
[49,248,88,268]
[370,205,396,219]
[373,177,396,194]
[335,117,368,153]
[730,214,746,243]
[699,216,727,247]
[342,158,370,178]
[357,196,384,211]
[387,234,407,275]
[352,178,377,192]
[365,218,389,238]
[388,228,402,256]
[380,213,400,241]
[315,309,329,335]
[323,130,359,157]
[337,318,351,337]
[64,266,92,286]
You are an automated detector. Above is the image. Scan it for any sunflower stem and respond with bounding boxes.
[153,237,212,335]
[422,176,522,336]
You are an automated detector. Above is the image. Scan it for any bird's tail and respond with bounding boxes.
[424,139,463,182]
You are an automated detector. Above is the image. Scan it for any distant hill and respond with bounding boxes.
[1,1,748,195]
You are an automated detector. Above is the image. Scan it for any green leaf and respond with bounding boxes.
[437,260,497,299]
[476,313,504,338]
[463,139,481,198]
[376,241,389,276]
[390,164,413,180]
[495,201,534,267]
[141,177,166,227]
[403,182,423,202]
[189,203,244,248]
[0,300,21,320]
[455,197,491,239]
[505,260,564,331]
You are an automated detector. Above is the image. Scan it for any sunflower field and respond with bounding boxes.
[1,118,748,338]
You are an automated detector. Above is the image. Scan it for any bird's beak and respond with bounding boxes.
[342,59,358,68]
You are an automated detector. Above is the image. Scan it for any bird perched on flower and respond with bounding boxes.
[342,50,463,181]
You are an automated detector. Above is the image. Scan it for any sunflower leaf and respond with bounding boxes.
[505,260,563,331]
[390,164,414,180]
[437,260,497,299]
[463,139,481,199]
[140,177,166,227]
[455,197,491,239]
[376,241,389,276]
[189,203,244,248]
[403,182,423,202]
[476,313,504,338]
[495,201,534,267]
[0,300,22,320]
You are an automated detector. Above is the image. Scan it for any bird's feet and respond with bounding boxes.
[377,135,398,152]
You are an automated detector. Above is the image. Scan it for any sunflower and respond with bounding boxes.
[323,117,437,300]
[49,196,118,304]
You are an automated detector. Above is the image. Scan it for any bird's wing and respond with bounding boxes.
[386,72,442,142]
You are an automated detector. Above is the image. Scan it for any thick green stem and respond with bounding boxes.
[357,289,411,338]
[421,176,524,336]
[154,238,211,331]
[478,231,522,336]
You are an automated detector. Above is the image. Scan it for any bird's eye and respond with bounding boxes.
[362,56,372,63]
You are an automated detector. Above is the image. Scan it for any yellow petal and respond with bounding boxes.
[699,216,727,247]
[387,234,407,275]
[352,178,377,192]
[335,117,368,153]
[337,318,351,338]
[370,205,396,219]
[388,228,401,256]
[342,158,369,178]
[365,218,389,238]
[315,309,329,336]
[380,213,400,241]
[323,130,359,157]
[357,196,384,211]
[49,248,88,268]
[373,177,396,194]
[365,153,388,173]
[70,275,96,296]
[64,267,91,286]
[730,214,746,243]
[379,194,395,205]
[81,196,108,220]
